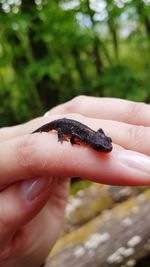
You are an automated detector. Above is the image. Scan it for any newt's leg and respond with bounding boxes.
[97,128,105,134]
[70,134,80,145]
[57,128,68,143]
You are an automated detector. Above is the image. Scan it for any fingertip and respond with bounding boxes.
[0,179,53,248]
[20,177,52,202]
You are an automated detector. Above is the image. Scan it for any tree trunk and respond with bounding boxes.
[93,36,103,75]
[135,0,150,42]
[105,0,119,61]
[21,1,59,109]
[72,47,86,83]
[108,19,119,60]
[86,0,103,75]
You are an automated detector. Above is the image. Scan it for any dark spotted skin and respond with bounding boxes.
[32,118,113,152]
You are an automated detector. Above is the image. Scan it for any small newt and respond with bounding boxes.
[32,118,113,152]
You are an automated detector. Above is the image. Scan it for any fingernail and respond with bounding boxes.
[119,150,150,175]
[21,177,52,201]
[43,111,50,117]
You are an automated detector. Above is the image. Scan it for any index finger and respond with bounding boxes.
[1,130,150,187]
[49,96,150,126]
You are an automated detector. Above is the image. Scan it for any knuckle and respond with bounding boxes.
[65,95,87,113]
[128,102,147,123]
[72,95,87,102]
[17,135,36,168]
[16,135,45,176]
[128,125,146,146]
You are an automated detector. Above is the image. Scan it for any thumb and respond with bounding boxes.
[0,177,52,252]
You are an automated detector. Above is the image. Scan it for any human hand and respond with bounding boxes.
[48,95,150,185]
[0,120,70,267]
[1,96,150,267]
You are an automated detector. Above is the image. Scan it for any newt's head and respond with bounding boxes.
[91,128,113,152]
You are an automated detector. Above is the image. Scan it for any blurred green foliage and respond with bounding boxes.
[0,0,150,126]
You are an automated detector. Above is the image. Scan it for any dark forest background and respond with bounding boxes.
[0,0,150,126]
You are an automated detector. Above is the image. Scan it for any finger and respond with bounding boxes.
[74,115,150,156]
[74,116,150,155]
[49,96,150,126]
[9,178,70,266]
[0,177,54,252]
[65,115,150,156]
[0,127,150,187]
[32,114,150,155]
[101,120,150,155]
[0,97,149,141]
[0,114,65,141]
[47,178,70,220]
[1,96,149,141]
[0,117,43,141]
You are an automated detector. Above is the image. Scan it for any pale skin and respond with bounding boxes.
[1,96,150,267]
